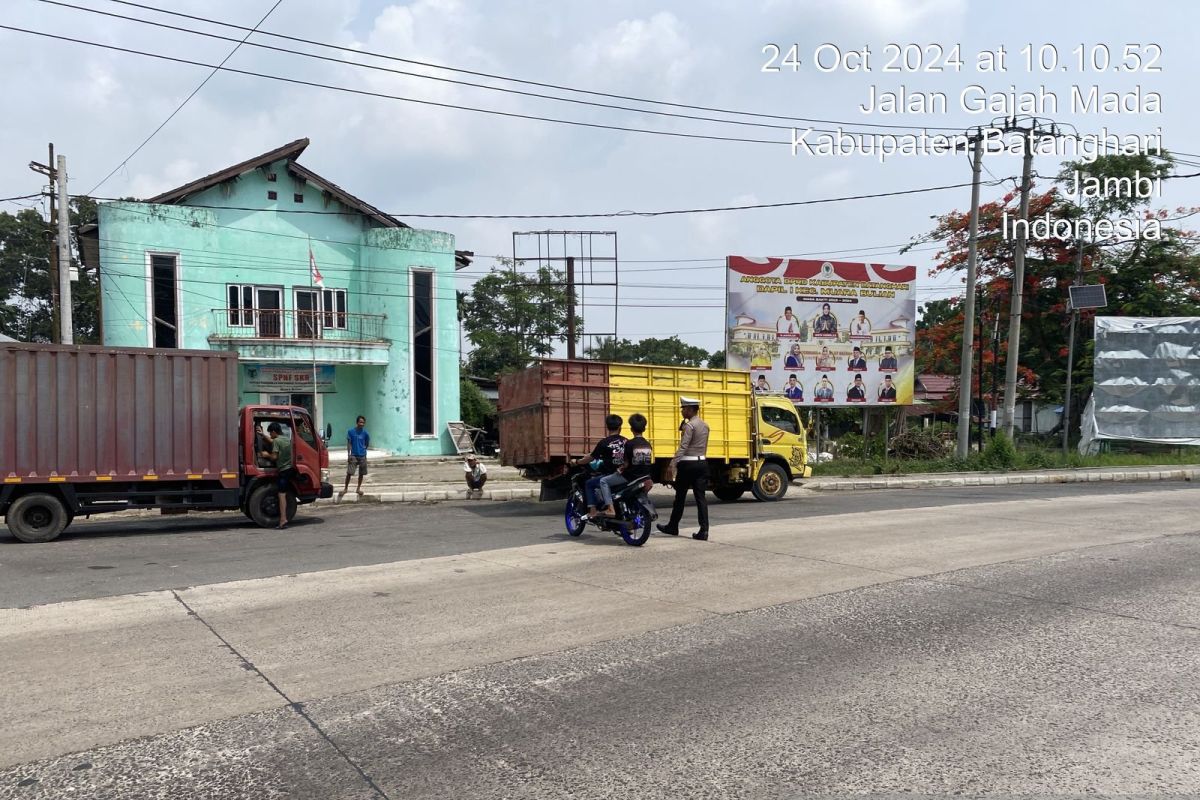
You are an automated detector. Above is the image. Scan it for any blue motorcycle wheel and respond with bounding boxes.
[620,506,651,547]
[564,491,586,537]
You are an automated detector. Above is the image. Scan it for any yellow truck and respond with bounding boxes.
[498,359,812,501]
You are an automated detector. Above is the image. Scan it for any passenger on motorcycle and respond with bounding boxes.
[573,414,626,519]
[597,413,653,517]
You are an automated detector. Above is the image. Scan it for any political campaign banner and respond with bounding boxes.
[725,257,917,406]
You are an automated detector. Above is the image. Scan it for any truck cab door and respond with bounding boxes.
[756,400,811,476]
[289,409,322,496]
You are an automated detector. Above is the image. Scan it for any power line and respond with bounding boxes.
[91,178,1002,219]
[0,25,791,148]
[86,0,286,195]
[91,0,965,134]
[38,0,967,140]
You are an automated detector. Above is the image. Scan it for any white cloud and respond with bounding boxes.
[572,12,697,92]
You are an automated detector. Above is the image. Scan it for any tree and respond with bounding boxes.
[461,258,572,378]
[0,195,100,343]
[588,335,713,367]
[459,376,496,428]
[707,350,726,369]
[914,152,1200,410]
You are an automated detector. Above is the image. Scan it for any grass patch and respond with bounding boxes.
[810,441,1200,478]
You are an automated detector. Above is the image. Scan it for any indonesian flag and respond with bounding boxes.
[309,245,325,288]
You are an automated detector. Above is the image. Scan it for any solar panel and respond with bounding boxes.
[1068,284,1107,310]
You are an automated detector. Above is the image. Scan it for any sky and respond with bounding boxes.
[3,0,1198,354]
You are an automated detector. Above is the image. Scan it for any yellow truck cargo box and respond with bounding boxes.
[607,363,752,461]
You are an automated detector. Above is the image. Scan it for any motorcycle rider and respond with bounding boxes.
[574,414,626,519]
[596,413,653,518]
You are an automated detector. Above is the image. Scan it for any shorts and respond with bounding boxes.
[346,455,368,477]
[276,467,298,491]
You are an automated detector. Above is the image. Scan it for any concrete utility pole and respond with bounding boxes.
[56,154,73,345]
[955,131,985,459]
[1061,240,1086,456]
[1000,123,1037,438]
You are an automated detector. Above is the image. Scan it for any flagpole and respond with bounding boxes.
[308,237,317,427]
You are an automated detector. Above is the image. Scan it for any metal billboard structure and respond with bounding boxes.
[1079,316,1200,452]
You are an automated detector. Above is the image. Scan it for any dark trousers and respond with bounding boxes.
[667,460,709,532]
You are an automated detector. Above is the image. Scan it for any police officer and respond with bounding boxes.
[658,396,710,541]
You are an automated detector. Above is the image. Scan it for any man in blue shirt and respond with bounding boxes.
[339,415,370,500]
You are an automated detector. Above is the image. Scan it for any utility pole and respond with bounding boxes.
[1000,121,1040,438]
[564,254,577,360]
[29,145,60,342]
[1061,240,1086,456]
[955,131,985,458]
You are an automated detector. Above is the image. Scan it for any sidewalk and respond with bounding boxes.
[328,463,1200,504]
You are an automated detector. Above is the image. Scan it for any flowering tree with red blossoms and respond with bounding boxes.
[914,153,1200,423]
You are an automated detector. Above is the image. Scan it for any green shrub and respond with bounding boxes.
[980,433,1019,470]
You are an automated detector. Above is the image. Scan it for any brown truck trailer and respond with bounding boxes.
[0,343,333,543]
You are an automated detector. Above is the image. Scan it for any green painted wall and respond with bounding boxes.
[98,158,461,455]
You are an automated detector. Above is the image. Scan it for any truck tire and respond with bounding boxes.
[247,484,297,529]
[751,464,788,502]
[712,486,746,503]
[6,493,70,543]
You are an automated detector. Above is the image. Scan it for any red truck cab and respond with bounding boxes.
[238,406,334,528]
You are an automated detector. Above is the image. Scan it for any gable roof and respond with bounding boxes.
[915,374,956,401]
[145,138,408,229]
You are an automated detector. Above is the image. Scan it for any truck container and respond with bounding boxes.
[0,343,333,542]
[499,359,810,502]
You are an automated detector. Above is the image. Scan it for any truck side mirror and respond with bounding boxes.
[323,423,332,441]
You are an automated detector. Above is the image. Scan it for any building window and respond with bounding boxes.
[149,253,178,348]
[294,193,304,203]
[266,173,277,182]
[267,190,278,200]
[322,288,347,330]
[412,270,434,436]
[227,284,255,327]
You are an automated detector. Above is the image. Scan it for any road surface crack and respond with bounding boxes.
[169,590,392,800]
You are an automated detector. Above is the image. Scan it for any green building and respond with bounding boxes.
[89,139,468,455]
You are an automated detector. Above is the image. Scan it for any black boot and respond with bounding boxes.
[656,524,679,536]
[692,530,709,541]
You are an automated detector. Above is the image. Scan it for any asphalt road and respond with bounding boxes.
[1,481,1192,609]
[2,482,1199,798]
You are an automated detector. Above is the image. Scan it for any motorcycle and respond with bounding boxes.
[563,466,658,547]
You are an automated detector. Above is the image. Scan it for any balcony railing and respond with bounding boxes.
[209,309,388,344]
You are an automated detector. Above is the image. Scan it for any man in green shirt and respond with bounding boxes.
[260,422,296,529]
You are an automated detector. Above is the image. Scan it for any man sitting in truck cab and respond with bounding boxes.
[574,414,626,520]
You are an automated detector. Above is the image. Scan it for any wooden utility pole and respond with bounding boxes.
[565,255,577,360]
[1061,240,1086,455]
[29,144,60,342]
[955,131,985,459]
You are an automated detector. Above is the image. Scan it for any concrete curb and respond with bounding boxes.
[326,465,1200,504]
[355,485,540,504]
[804,466,1200,491]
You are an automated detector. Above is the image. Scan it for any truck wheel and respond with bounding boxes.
[712,486,746,503]
[6,493,70,543]
[751,464,788,502]
[248,484,297,529]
